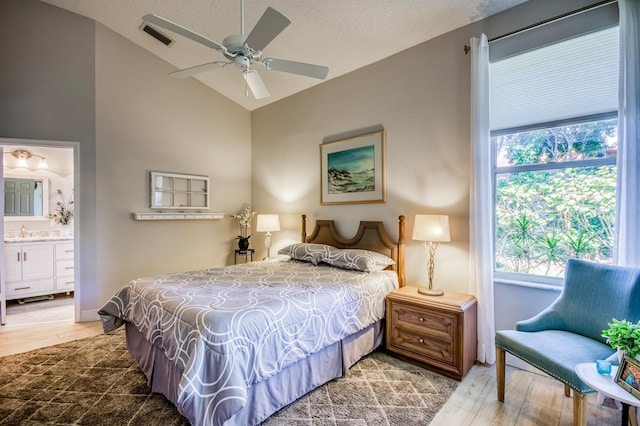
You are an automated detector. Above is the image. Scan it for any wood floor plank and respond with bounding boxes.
[432,363,625,426]
[0,319,103,357]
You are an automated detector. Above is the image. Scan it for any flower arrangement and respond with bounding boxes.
[602,318,640,359]
[49,189,74,225]
[231,204,257,239]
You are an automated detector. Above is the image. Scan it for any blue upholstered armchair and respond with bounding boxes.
[495,259,640,426]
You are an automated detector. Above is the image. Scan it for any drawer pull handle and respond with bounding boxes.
[65,250,74,253]
[65,281,74,285]
[17,252,20,262]
[419,317,425,322]
[15,286,30,290]
[65,266,74,270]
[419,338,424,344]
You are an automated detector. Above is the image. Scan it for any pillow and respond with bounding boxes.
[323,248,395,272]
[277,243,334,265]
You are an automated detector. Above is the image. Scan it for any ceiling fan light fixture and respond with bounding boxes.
[143,1,328,99]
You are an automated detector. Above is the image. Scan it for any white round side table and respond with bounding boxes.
[575,362,640,425]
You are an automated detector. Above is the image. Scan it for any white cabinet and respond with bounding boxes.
[4,240,73,300]
[55,242,74,293]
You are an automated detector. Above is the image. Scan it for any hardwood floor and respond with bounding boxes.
[0,295,103,357]
[432,363,629,426]
[0,311,630,425]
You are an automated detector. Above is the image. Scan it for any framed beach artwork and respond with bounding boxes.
[320,130,386,205]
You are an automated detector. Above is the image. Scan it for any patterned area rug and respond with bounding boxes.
[0,329,457,425]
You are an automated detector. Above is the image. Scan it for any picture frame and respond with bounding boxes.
[615,354,640,400]
[319,129,386,205]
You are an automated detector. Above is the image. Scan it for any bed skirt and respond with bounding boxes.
[125,320,384,426]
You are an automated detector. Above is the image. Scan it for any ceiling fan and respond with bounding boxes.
[142,0,329,99]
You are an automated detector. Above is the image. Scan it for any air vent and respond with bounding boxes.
[139,22,174,47]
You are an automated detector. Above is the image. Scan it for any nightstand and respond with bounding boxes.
[234,249,254,264]
[385,286,477,381]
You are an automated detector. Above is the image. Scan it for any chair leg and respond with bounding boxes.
[564,384,571,397]
[573,392,587,426]
[496,346,506,401]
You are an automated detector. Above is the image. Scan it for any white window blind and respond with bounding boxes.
[490,26,619,131]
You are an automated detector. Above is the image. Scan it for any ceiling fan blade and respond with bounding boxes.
[142,14,223,52]
[265,58,329,80]
[243,70,270,99]
[244,7,291,52]
[170,61,229,78]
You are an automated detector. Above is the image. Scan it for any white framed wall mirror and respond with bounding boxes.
[3,174,50,221]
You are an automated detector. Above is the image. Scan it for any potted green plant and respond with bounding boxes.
[602,318,640,359]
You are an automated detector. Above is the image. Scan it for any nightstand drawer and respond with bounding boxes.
[393,303,457,341]
[391,325,454,364]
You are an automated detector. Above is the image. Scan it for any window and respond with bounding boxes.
[490,24,619,282]
[493,117,617,279]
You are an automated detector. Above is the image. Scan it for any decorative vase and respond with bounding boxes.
[237,237,250,252]
[61,225,73,237]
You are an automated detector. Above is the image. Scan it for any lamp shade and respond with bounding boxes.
[412,215,450,242]
[256,214,280,232]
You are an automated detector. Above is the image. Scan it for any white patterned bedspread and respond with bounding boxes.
[98,259,398,426]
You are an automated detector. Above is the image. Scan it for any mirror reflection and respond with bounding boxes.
[4,177,45,217]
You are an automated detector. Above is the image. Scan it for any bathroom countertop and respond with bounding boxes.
[4,236,73,243]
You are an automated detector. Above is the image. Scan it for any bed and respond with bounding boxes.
[98,215,406,426]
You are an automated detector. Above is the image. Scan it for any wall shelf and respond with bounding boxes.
[132,212,225,221]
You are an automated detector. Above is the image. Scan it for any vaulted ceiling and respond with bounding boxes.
[40,0,527,111]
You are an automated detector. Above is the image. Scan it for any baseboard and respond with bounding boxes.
[79,309,100,322]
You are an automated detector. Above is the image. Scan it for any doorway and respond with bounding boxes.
[0,140,77,327]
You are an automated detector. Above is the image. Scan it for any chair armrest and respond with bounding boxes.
[516,307,565,332]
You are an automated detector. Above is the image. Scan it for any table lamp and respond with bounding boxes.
[256,214,280,259]
[412,214,451,296]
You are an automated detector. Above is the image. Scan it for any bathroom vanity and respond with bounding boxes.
[4,237,74,302]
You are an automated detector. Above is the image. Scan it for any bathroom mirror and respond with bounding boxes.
[3,176,49,221]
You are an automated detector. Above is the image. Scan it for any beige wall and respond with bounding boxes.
[0,0,252,321]
[94,23,251,315]
[0,0,603,322]
[251,26,474,292]
[250,0,604,294]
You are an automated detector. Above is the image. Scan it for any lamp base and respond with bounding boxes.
[417,287,444,296]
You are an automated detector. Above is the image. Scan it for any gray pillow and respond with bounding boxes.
[323,248,395,272]
[278,243,334,265]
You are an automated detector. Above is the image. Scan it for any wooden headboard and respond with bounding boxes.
[301,215,406,287]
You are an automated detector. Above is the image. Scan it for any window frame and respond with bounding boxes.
[491,111,618,285]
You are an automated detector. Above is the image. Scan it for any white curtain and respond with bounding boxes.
[469,34,495,364]
[614,0,640,268]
